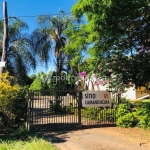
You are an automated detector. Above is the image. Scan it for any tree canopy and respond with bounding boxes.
[0,18,36,85]
[30,11,77,85]
[64,0,150,92]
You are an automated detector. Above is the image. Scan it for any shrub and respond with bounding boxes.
[49,95,74,114]
[116,113,135,128]
[11,86,28,123]
[134,102,150,129]
[81,107,116,122]
[0,72,20,108]
[0,72,20,128]
[116,99,150,128]
[116,102,136,128]
[81,107,100,120]
[0,72,27,131]
[136,115,150,129]
[29,77,46,90]
[49,98,63,113]
[116,103,130,118]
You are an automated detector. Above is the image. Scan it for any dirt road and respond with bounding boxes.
[43,127,150,150]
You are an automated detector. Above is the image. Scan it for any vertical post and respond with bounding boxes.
[26,90,31,131]
[117,94,121,104]
[27,98,31,131]
[77,91,82,129]
[0,2,8,74]
[31,91,34,131]
[26,91,34,131]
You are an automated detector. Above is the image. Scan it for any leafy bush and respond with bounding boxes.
[136,115,150,129]
[116,113,135,128]
[116,103,130,118]
[0,72,27,131]
[49,97,63,113]
[49,95,74,114]
[11,86,28,123]
[81,107,100,120]
[0,72,20,127]
[81,107,116,122]
[0,72,20,108]
[63,106,74,114]
[116,100,150,128]
[29,76,47,90]
[134,102,150,129]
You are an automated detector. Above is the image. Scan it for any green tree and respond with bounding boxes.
[31,11,76,85]
[29,72,47,90]
[69,0,150,91]
[63,23,90,73]
[0,18,36,85]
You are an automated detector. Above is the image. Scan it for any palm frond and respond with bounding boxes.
[33,11,79,79]
[13,53,28,85]
[30,28,51,65]
[9,18,28,42]
[0,18,36,84]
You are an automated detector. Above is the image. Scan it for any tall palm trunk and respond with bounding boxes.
[56,53,64,85]
[56,57,60,84]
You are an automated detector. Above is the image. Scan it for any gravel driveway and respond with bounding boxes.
[42,127,150,150]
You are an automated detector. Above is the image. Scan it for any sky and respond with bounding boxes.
[0,0,77,75]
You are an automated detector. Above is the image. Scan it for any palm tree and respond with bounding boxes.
[31,11,76,85]
[0,18,36,85]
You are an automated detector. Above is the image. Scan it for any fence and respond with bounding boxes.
[27,90,119,131]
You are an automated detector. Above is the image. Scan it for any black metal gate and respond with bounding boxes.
[27,90,119,132]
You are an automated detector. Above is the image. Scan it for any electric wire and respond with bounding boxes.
[8,12,72,19]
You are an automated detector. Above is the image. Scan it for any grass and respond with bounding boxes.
[141,99,150,102]
[0,128,57,150]
[131,99,150,103]
[0,137,57,150]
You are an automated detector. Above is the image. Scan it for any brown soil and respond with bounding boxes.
[43,127,150,150]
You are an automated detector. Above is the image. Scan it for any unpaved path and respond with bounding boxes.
[43,127,150,150]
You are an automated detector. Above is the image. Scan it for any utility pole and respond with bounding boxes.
[0,2,8,74]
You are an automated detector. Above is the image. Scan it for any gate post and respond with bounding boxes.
[27,98,31,131]
[77,91,82,129]
[26,90,31,131]
[26,91,34,131]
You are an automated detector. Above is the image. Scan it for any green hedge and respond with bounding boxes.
[116,100,150,128]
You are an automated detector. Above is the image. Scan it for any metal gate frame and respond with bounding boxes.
[26,90,119,131]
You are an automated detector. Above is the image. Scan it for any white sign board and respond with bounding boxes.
[0,62,6,67]
[82,91,111,107]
